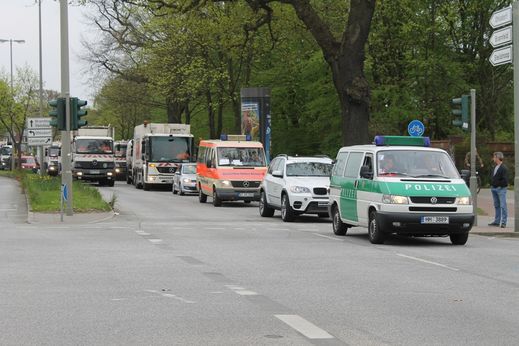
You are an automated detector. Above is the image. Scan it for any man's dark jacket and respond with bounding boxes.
[491,164,508,188]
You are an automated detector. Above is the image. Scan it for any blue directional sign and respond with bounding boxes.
[407,120,425,137]
[62,184,68,202]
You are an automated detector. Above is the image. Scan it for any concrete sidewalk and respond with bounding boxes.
[28,210,116,225]
[472,188,517,237]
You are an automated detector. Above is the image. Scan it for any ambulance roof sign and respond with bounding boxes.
[490,7,512,29]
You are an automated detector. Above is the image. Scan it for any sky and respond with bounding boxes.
[0,0,96,104]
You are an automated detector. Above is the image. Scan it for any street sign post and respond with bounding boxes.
[26,117,51,129]
[489,45,513,66]
[407,120,425,137]
[490,6,512,28]
[27,129,52,138]
[490,26,513,47]
[28,137,52,146]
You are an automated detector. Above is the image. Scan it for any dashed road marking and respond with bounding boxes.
[275,314,334,339]
[235,290,258,296]
[148,239,163,243]
[312,233,343,241]
[396,253,459,271]
[136,231,150,236]
[145,290,195,303]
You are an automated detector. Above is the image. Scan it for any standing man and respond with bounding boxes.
[489,152,508,228]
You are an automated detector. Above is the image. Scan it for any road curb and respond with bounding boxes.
[472,232,519,238]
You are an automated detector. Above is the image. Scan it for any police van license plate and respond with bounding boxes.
[239,193,254,197]
[421,216,449,224]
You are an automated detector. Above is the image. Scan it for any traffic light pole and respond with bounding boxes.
[469,89,477,226]
[514,2,519,232]
[60,0,73,216]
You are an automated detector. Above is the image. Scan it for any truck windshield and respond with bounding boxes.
[377,150,459,178]
[1,147,12,155]
[286,162,332,177]
[75,139,113,154]
[115,144,127,158]
[49,148,60,157]
[217,147,266,167]
[150,136,191,163]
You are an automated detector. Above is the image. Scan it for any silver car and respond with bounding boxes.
[172,163,198,195]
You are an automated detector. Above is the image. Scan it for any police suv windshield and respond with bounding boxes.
[377,150,459,179]
[217,147,266,167]
[76,139,113,154]
[286,162,332,177]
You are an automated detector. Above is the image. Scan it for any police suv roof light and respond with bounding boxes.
[374,135,430,147]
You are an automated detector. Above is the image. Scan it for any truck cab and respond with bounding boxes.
[72,136,116,186]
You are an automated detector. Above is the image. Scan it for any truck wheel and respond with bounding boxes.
[332,205,348,236]
[143,183,150,191]
[126,175,132,185]
[368,210,385,244]
[281,194,295,222]
[259,190,275,217]
[99,180,106,186]
[108,180,115,187]
[450,232,469,245]
[199,187,207,203]
[213,189,222,207]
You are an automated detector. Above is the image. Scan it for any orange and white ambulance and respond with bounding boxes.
[197,135,267,206]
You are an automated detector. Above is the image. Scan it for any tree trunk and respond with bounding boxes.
[166,98,183,123]
[232,96,241,134]
[217,100,224,138]
[206,90,216,139]
[184,101,191,125]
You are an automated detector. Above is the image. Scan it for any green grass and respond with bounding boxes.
[1,170,111,212]
[477,207,488,216]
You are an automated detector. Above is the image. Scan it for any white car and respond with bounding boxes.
[172,163,197,195]
[259,155,333,222]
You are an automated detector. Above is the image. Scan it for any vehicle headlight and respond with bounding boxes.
[115,168,121,173]
[107,172,113,176]
[183,178,191,183]
[221,180,232,187]
[382,194,409,204]
[456,196,472,205]
[49,166,55,170]
[290,186,311,194]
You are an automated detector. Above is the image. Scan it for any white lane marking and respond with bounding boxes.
[205,227,225,230]
[210,291,224,294]
[145,290,195,303]
[275,314,334,339]
[396,253,459,272]
[136,231,151,236]
[148,239,163,243]
[312,233,343,241]
[225,285,245,290]
[268,228,290,231]
[235,290,258,296]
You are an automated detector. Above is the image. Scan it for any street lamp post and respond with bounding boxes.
[0,38,25,170]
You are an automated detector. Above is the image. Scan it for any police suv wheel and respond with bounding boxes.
[281,194,295,222]
[259,190,275,217]
[450,232,469,245]
[368,210,385,244]
[332,205,347,236]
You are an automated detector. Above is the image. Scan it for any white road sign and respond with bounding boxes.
[490,26,513,48]
[489,45,513,66]
[490,7,512,29]
[26,117,51,129]
[27,129,52,137]
[28,137,52,146]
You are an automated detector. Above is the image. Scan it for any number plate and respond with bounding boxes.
[90,170,100,174]
[238,193,254,197]
[421,216,449,224]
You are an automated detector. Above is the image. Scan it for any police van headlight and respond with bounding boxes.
[221,180,232,187]
[290,186,311,194]
[456,196,472,205]
[382,194,409,204]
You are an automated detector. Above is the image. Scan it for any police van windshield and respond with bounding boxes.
[217,147,266,167]
[286,162,332,177]
[76,139,113,154]
[377,150,459,178]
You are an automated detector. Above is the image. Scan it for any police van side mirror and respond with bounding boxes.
[360,165,373,179]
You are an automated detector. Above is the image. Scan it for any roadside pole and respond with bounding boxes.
[38,0,44,176]
[514,2,519,232]
[60,0,73,216]
[469,89,477,226]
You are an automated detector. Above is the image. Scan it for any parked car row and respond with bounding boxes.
[166,135,475,246]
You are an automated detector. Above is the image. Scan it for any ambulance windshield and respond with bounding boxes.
[217,147,266,167]
[377,150,459,179]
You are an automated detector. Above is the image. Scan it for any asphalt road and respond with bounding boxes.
[2,178,519,345]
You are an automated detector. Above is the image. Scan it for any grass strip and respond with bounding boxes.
[1,170,111,212]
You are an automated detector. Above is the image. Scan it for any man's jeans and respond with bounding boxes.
[491,186,508,225]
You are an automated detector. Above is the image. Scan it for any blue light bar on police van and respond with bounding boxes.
[220,134,252,141]
[374,135,430,147]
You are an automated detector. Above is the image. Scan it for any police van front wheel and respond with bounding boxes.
[332,205,348,236]
[450,232,469,245]
[368,210,385,244]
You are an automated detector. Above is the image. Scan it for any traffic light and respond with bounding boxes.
[451,95,470,130]
[48,98,66,130]
[71,97,88,130]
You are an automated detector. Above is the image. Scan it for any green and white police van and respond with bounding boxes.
[329,136,474,245]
